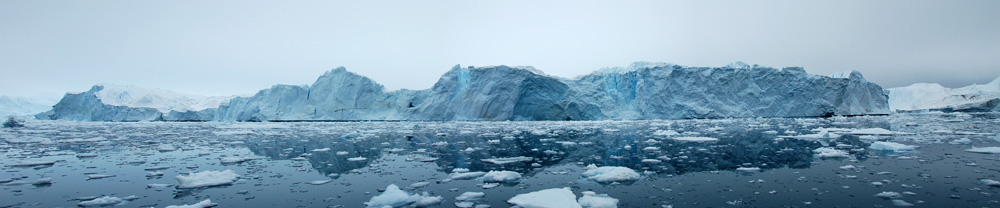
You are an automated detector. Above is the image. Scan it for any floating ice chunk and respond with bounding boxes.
[76,153,98,158]
[869,142,916,152]
[86,174,116,180]
[736,167,761,172]
[481,183,499,189]
[581,166,640,183]
[779,130,840,139]
[982,179,1000,187]
[481,156,533,165]
[642,147,660,151]
[77,196,122,207]
[848,128,913,135]
[348,157,368,161]
[147,183,173,188]
[309,180,332,185]
[336,151,350,155]
[455,192,486,201]
[577,191,619,208]
[364,184,442,208]
[6,160,56,167]
[481,171,521,183]
[176,170,239,189]
[449,171,487,180]
[891,199,914,207]
[874,191,902,199]
[839,165,856,170]
[409,181,430,188]
[965,147,1000,154]
[311,148,331,152]
[220,157,257,164]
[948,138,973,145]
[653,130,680,136]
[165,199,215,208]
[453,168,470,173]
[507,187,582,208]
[144,166,170,171]
[641,159,661,164]
[813,147,850,158]
[671,137,719,142]
[31,178,52,185]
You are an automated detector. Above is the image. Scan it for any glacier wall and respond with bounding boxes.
[40,62,892,121]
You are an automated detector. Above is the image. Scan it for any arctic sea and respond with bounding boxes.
[2,112,999,207]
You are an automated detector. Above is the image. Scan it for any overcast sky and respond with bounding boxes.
[1,0,998,98]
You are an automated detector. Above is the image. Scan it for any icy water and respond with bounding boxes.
[2,113,1000,208]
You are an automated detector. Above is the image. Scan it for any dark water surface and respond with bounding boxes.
[1,113,999,207]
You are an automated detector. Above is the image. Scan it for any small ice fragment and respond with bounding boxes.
[577,191,619,208]
[581,166,640,183]
[481,156,533,165]
[875,191,902,199]
[407,182,430,188]
[455,192,486,201]
[981,179,1000,187]
[348,157,368,161]
[31,178,52,185]
[891,199,914,207]
[449,172,487,180]
[86,174,116,180]
[78,196,123,207]
[309,180,332,185]
[311,148,331,152]
[813,147,849,158]
[965,147,1000,154]
[481,171,522,183]
[508,187,581,208]
[6,160,56,167]
[165,199,216,208]
[176,170,239,189]
[671,137,719,142]
[364,184,441,208]
[869,142,916,152]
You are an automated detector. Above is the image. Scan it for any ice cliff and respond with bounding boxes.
[40,62,892,121]
[887,76,1000,112]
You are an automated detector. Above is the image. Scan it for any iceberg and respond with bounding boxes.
[888,76,1000,112]
[36,84,233,121]
[42,62,891,121]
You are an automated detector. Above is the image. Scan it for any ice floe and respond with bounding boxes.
[507,187,582,208]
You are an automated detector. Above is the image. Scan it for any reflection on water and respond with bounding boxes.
[1,113,999,207]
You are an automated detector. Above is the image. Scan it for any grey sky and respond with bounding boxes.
[2,0,998,97]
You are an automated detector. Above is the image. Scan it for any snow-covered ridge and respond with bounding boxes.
[93,84,235,113]
[0,95,59,117]
[888,76,1000,112]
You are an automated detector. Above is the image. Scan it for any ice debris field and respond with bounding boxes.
[2,112,1000,207]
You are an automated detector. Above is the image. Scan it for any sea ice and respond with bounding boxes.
[875,191,902,199]
[176,170,239,189]
[449,171,487,180]
[581,166,640,183]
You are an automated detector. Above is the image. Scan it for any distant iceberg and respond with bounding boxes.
[888,76,999,112]
[39,62,892,121]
